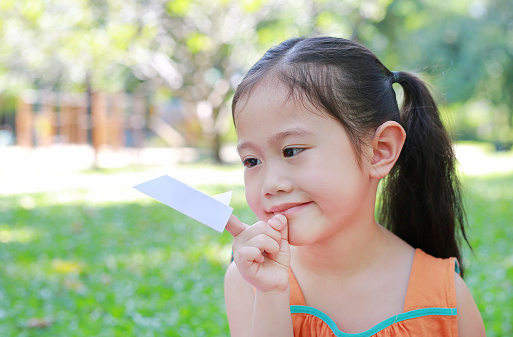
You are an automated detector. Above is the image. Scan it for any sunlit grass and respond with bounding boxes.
[0,224,38,243]
[0,172,254,336]
[460,172,513,335]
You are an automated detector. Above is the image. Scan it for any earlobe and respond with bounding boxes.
[369,121,406,179]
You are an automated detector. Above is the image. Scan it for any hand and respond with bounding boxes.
[226,214,290,294]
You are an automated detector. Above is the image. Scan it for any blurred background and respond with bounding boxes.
[0,0,512,336]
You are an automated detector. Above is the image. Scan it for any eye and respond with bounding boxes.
[242,157,262,168]
[283,148,304,158]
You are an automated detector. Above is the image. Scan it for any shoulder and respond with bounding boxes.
[454,272,486,337]
[224,262,255,336]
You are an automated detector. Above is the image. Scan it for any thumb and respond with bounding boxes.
[268,214,290,268]
[225,214,249,237]
[268,214,288,242]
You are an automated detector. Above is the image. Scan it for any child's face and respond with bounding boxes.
[234,81,377,247]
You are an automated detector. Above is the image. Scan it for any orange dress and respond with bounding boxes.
[290,249,459,336]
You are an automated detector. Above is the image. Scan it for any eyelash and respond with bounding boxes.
[283,147,304,158]
[242,148,304,168]
[242,158,261,168]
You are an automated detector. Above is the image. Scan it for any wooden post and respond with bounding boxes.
[131,94,146,149]
[37,93,54,147]
[91,91,107,149]
[59,94,71,144]
[109,93,125,149]
[15,96,33,147]
[76,94,88,144]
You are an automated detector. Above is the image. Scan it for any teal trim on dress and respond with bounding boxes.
[455,259,461,275]
[290,306,457,337]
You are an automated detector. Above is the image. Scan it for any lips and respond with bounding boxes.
[268,202,312,217]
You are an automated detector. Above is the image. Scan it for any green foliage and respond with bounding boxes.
[380,0,513,143]
[2,0,512,148]
[167,0,192,17]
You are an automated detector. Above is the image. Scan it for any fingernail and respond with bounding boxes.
[269,218,283,229]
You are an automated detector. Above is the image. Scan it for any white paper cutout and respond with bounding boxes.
[134,175,233,233]
[211,191,233,205]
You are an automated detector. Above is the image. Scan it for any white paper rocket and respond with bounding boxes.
[134,175,233,233]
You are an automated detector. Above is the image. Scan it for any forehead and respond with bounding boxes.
[233,83,346,155]
[233,78,324,127]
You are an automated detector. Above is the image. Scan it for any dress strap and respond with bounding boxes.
[403,249,458,312]
[288,268,306,306]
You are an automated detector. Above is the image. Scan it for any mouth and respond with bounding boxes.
[268,202,312,217]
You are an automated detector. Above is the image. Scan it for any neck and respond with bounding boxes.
[290,219,390,280]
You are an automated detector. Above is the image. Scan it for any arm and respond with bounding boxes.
[224,262,255,336]
[224,214,294,337]
[225,262,293,337]
[455,273,486,336]
[252,285,293,337]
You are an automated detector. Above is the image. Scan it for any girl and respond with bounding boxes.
[224,37,485,337]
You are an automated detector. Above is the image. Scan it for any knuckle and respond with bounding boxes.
[254,233,270,245]
[253,220,269,232]
[243,234,267,250]
[239,246,260,261]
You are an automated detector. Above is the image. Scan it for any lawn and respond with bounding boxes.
[0,147,512,336]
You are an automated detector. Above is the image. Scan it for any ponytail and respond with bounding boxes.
[231,37,470,276]
[379,71,470,277]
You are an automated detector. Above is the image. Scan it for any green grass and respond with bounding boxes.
[461,173,513,335]
[0,180,253,336]
[0,166,511,336]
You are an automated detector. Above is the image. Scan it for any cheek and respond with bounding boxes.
[297,164,332,193]
[301,162,360,204]
[244,177,268,221]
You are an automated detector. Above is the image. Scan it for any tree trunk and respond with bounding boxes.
[212,105,223,164]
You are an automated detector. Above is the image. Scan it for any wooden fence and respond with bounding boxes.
[13,91,150,149]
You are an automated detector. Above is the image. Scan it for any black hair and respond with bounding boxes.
[232,36,469,276]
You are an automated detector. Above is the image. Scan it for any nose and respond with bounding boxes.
[262,163,293,198]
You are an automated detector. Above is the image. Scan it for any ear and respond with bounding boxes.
[369,121,406,179]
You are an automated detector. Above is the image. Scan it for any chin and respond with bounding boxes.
[287,229,313,247]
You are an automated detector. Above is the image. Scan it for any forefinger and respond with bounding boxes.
[225,214,249,237]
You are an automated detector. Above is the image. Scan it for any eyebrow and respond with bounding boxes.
[237,127,312,153]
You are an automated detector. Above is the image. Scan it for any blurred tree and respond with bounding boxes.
[476,0,513,147]
[0,0,398,160]
[1,0,512,156]
[375,0,513,147]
